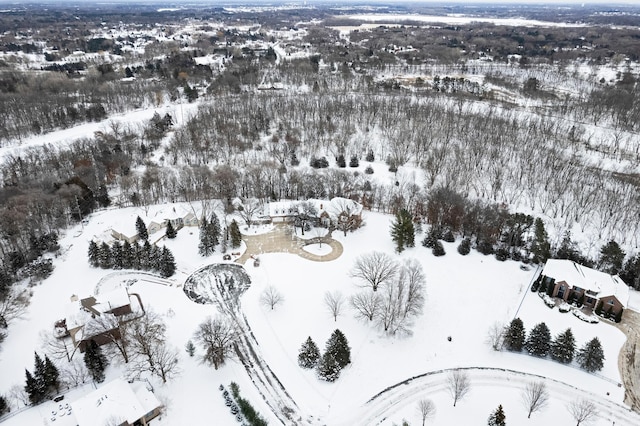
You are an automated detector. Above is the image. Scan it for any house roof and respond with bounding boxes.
[71,379,161,426]
[266,198,363,220]
[542,259,630,307]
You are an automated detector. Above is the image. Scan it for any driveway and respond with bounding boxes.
[236,223,343,264]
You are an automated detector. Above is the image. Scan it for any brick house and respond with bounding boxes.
[540,259,629,316]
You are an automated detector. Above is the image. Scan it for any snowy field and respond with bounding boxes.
[0,203,637,425]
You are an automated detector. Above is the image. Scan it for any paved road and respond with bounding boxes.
[616,309,640,411]
[236,224,343,264]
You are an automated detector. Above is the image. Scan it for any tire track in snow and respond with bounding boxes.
[349,367,640,426]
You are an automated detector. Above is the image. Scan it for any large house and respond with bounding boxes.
[540,259,629,315]
[265,197,363,225]
[55,286,135,353]
[66,378,162,426]
[110,206,200,244]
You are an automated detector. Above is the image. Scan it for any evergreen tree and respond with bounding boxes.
[530,218,551,264]
[25,369,44,404]
[457,238,471,255]
[316,351,341,382]
[620,253,640,290]
[598,240,625,275]
[390,208,415,253]
[349,155,359,168]
[44,355,60,394]
[504,318,526,352]
[165,221,177,239]
[159,246,176,278]
[487,405,506,426]
[432,240,446,257]
[577,338,605,372]
[229,220,242,249]
[209,214,221,247]
[87,240,100,267]
[33,353,47,399]
[550,328,576,364]
[98,242,112,269]
[84,340,108,383]
[111,241,123,269]
[298,337,321,369]
[0,395,8,415]
[325,329,351,369]
[185,340,195,357]
[198,216,211,256]
[336,154,346,168]
[131,242,141,269]
[525,322,551,357]
[139,240,152,270]
[149,245,161,272]
[121,240,133,269]
[135,216,148,241]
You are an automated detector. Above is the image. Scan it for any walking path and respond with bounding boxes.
[236,223,343,264]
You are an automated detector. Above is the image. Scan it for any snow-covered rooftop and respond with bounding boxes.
[71,378,161,426]
[266,197,363,219]
[542,259,630,307]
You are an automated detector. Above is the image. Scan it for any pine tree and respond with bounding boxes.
[198,216,211,256]
[390,208,415,253]
[98,242,112,269]
[530,218,551,264]
[325,329,351,369]
[577,337,605,372]
[25,369,44,404]
[84,340,108,383]
[298,337,321,369]
[229,219,242,249]
[122,240,133,269]
[44,355,60,394]
[165,221,177,239]
[504,318,526,352]
[598,240,625,275]
[317,351,341,382]
[139,240,151,270]
[551,328,576,364]
[149,245,161,272]
[487,404,506,426]
[209,214,221,247]
[159,246,176,278]
[525,322,551,357]
[87,240,100,267]
[620,253,640,290]
[135,216,148,241]
[0,395,8,415]
[33,352,47,398]
[111,241,123,269]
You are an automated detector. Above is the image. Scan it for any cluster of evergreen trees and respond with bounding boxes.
[87,239,176,277]
[24,352,60,405]
[228,382,268,426]
[504,318,604,372]
[198,214,221,256]
[298,330,351,382]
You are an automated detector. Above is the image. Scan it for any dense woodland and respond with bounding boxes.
[1,3,640,344]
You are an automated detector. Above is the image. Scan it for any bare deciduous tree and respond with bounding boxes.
[350,291,381,321]
[127,311,180,383]
[521,381,549,419]
[237,198,262,228]
[568,398,598,426]
[350,252,399,292]
[447,369,471,407]
[486,321,504,351]
[8,384,29,410]
[260,286,284,311]
[0,287,30,328]
[417,398,436,425]
[40,330,74,362]
[324,290,344,322]
[60,358,91,387]
[84,312,131,363]
[193,316,239,369]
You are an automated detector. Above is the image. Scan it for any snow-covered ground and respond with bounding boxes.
[0,204,636,425]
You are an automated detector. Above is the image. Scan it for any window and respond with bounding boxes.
[607,299,615,305]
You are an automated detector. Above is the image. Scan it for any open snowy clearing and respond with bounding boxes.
[337,13,588,28]
[0,203,635,425]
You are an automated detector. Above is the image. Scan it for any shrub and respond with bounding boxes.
[477,239,494,255]
[495,247,509,262]
[442,229,455,243]
[366,150,375,162]
[310,157,329,168]
[349,156,359,167]
[432,241,446,257]
[336,154,346,168]
[364,165,374,174]
[457,238,471,255]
